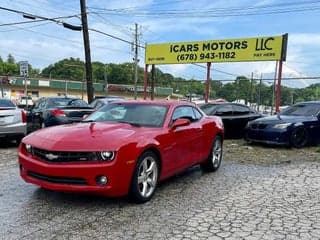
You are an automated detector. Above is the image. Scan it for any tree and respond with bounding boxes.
[7,54,15,64]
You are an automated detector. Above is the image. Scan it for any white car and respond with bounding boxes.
[0,98,27,143]
[18,96,33,107]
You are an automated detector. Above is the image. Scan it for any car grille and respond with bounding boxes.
[250,123,268,129]
[32,147,99,163]
[27,171,87,185]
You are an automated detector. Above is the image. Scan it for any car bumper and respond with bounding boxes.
[18,148,135,197]
[0,123,27,139]
[245,128,290,146]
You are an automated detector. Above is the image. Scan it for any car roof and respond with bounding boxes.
[200,102,248,107]
[296,101,320,105]
[109,100,196,107]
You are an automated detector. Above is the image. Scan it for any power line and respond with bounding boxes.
[0,6,81,29]
[87,1,320,18]
[89,28,145,49]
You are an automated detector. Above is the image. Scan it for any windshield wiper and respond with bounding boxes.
[82,119,95,123]
[118,120,141,127]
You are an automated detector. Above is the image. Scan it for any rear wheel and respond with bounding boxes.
[129,151,159,203]
[201,136,223,172]
[290,127,308,148]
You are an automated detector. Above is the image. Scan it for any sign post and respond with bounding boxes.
[19,61,29,108]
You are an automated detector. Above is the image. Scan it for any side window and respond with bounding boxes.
[192,107,203,121]
[33,99,44,111]
[232,104,250,116]
[172,106,196,123]
[38,99,46,110]
[214,105,233,116]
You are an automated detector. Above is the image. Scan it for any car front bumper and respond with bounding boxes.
[18,146,136,197]
[0,122,26,139]
[245,128,291,146]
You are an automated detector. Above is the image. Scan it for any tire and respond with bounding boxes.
[129,151,159,203]
[201,136,223,172]
[15,136,24,145]
[290,127,308,148]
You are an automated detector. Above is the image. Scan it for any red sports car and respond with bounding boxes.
[18,100,224,202]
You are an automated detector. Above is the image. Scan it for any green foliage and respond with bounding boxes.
[41,58,85,80]
[7,54,15,64]
[2,54,320,105]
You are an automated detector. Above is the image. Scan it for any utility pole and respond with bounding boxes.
[257,73,262,112]
[250,72,253,107]
[271,61,278,115]
[0,77,3,97]
[133,23,139,100]
[80,0,94,103]
[104,64,108,96]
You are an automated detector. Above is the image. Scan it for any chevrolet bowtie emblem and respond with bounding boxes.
[45,153,58,160]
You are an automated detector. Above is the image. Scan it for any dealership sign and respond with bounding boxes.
[145,34,287,64]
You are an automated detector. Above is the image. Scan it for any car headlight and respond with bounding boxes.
[25,144,32,153]
[272,122,292,129]
[99,151,115,161]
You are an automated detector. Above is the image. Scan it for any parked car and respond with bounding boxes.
[0,98,27,143]
[27,96,94,133]
[199,102,262,138]
[89,96,125,110]
[18,100,224,203]
[245,101,320,148]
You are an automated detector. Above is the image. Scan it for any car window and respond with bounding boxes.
[192,107,203,120]
[68,99,89,107]
[215,105,233,116]
[46,98,88,108]
[232,104,250,115]
[172,106,197,122]
[32,98,45,110]
[199,104,218,115]
[0,99,15,107]
[281,103,320,116]
[84,103,168,127]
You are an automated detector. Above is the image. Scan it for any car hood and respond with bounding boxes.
[23,122,152,151]
[250,115,316,125]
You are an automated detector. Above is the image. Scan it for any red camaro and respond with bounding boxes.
[18,100,224,202]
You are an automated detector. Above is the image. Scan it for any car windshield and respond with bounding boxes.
[47,98,89,108]
[0,99,15,108]
[83,103,168,127]
[199,104,219,114]
[281,103,320,116]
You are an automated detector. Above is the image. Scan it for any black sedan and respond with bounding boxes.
[27,96,94,133]
[245,101,320,148]
[199,102,262,138]
[89,96,125,110]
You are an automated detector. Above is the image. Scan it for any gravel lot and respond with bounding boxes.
[224,139,320,164]
[0,139,320,239]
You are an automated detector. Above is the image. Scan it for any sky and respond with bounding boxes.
[1,0,320,88]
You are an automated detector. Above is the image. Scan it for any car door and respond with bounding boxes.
[27,98,46,132]
[231,104,252,137]
[214,104,233,137]
[166,106,204,173]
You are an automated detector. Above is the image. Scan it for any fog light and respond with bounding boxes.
[96,175,108,186]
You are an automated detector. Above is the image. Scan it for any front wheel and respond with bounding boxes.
[129,151,159,203]
[290,127,308,148]
[201,136,223,172]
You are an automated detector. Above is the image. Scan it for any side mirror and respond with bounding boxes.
[171,118,191,129]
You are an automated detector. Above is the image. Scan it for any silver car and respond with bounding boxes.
[0,98,27,143]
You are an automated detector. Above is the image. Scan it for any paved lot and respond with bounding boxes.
[0,140,320,240]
